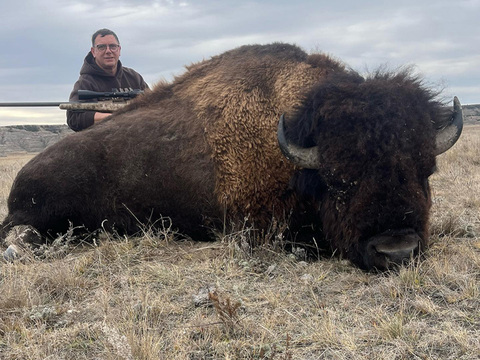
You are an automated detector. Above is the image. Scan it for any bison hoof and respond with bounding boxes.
[3,244,20,262]
[5,225,42,247]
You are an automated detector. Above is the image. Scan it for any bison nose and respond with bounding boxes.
[365,230,420,270]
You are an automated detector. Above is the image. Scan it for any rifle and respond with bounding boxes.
[0,88,144,112]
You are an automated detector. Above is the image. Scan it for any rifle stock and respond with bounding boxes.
[59,102,129,112]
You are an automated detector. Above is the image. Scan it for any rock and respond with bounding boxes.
[265,264,277,276]
[300,273,314,283]
[3,244,20,262]
[192,285,217,307]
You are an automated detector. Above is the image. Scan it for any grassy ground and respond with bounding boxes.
[0,126,479,359]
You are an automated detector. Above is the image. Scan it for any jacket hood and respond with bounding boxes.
[80,52,124,78]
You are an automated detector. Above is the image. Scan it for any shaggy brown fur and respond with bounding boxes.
[286,70,441,267]
[1,43,453,269]
[116,44,344,225]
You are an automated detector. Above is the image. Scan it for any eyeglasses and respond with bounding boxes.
[95,44,120,52]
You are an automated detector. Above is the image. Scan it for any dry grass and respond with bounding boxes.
[0,153,34,220]
[1,126,479,359]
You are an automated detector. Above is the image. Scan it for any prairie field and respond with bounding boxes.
[0,126,479,359]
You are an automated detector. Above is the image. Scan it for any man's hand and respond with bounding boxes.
[94,112,112,123]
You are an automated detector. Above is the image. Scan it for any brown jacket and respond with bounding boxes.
[67,52,149,131]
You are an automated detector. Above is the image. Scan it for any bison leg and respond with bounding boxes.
[1,224,43,262]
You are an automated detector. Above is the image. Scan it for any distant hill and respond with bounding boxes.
[0,105,479,156]
[463,104,480,123]
[0,125,73,157]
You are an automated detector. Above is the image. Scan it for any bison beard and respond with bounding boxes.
[0,43,463,270]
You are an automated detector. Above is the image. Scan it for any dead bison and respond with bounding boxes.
[1,43,463,270]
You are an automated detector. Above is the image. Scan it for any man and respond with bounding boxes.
[67,28,149,131]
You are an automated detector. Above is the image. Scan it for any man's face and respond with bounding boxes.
[91,34,121,73]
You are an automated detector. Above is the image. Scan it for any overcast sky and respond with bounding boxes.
[1,0,479,126]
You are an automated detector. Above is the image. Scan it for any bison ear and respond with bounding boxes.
[435,97,463,155]
[277,114,320,169]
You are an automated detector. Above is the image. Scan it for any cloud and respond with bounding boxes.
[1,0,479,126]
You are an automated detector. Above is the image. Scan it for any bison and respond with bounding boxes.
[1,43,463,270]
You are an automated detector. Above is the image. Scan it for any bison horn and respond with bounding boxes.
[277,114,320,169]
[435,97,463,155]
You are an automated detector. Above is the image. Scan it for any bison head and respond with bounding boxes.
[278,71,463,270]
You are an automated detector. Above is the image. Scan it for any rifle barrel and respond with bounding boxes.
[0,102,66,107]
